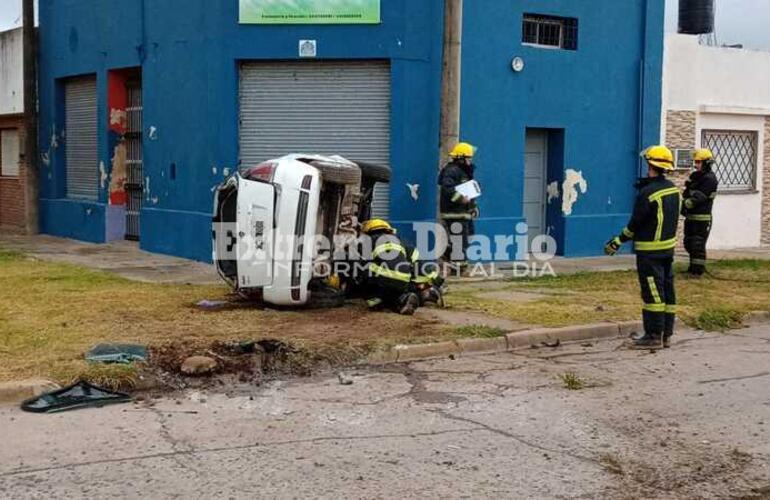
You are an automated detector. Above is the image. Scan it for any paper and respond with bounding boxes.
[455,180,482,200]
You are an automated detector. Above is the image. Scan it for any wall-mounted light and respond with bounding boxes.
[511,56,525,73]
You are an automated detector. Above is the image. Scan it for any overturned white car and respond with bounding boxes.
[212,154,391,307]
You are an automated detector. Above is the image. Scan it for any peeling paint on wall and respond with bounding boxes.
[546,181,559,204]
[222,167,231,177]
[406,183,420,201]
[212,166,217,175]
[109,108,127,130]
[561,169,588,216]
[109,142,128,205]
[148,126,158,140]
[99,161,108,189]
[144,176,151,201]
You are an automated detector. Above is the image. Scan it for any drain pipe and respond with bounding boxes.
[23,0,39,234]
[437,0,462,218]
[637,0,649,179]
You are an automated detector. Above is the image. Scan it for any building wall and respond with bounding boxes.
[38,0,444,261]
[0,28,24,116]
[663,34,770,249]
[0,115,27,231]
[460,0,665,257]
[0,28,27,231]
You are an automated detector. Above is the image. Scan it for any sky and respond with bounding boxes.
[0,0,769,50]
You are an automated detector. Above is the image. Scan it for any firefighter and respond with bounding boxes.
[605,146,681,349]
[360,219,420,315]
[406,245,446,307]
[682,149,719,276]
[439,142,480,270]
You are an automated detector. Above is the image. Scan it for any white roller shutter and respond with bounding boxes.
[65,77,98,200]
[239,61,391,219]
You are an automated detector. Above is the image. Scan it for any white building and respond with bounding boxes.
[662,34,770,249]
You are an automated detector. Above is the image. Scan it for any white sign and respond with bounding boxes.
[455,180,482,200]
[299,40,317,58]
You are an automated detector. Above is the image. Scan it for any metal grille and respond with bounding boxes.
[701,130,757,192]
[523,14,578,50]
[65,77,98,200]
[239,61,392,219]
[125,81,143,240]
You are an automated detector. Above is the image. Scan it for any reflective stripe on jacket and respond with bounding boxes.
[619,177,681,255]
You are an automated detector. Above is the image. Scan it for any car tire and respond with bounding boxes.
[310,160,362,186]
[357,161,391,184]
[307,285,346,309]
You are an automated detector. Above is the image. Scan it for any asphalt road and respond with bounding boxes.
[1,326,769,499]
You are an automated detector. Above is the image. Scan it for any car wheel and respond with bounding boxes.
[356,161,391,184]
[310,160,362,186]
[306,285,346,309]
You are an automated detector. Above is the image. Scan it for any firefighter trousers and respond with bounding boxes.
[364,276,412,311]
[636,254,676,338]
[684,218,712,275]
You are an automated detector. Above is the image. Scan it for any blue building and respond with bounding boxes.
[37,0,664,261]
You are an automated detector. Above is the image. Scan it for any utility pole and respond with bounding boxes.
[437,0,462,217]
[23,0,39,234]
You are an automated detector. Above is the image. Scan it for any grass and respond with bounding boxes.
[559,371,585,390]
[692,308,744,332]
[53,363,141,393]
[0,249,474,384]
[452,325,507,338]
[447,259,770,330]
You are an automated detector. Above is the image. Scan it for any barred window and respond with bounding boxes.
[701,130,758,192]
[675,148,694,170]
[523,14,578,50]
[1,129,20,177]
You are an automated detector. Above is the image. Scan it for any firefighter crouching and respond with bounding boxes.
[439,142,479,270]
[361,219,440,316]
[683,149,719,276]
[605,146,682,349]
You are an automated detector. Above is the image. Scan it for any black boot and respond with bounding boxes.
[631,334,664,350]
[664,313,675,349]
[398,293,419,316]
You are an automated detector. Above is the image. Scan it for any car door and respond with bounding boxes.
[236,178,275,288]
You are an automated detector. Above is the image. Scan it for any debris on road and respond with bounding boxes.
[21,381,131,413]
[180,356,218,376]
[85,343,148,364]
[337,372,354,385]
[196,299,229,310]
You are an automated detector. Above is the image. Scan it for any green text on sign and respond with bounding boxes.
[240,0,381,25]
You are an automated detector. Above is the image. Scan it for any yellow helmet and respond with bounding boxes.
[642,145,675,171]
[449,142,476,159]
[692,149,714,162]
[361,219,395,235]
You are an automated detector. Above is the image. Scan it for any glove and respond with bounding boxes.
[470,206,480,219]
[604,236,622,256]
[684,198,695,210]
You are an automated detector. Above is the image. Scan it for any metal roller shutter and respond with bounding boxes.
[239,61,391,219]
[65,77,98,200]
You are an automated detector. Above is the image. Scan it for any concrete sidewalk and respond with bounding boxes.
[1,233,769,285]
[0,234,219,285]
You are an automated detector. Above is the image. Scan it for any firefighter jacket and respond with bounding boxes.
[619,176,682,256]
[366,233,413,284]
[682,167,718,222]
[439,160,476,219]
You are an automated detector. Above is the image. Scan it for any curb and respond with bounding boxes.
[745,310,770,324]
[0,379,60,405]
[367,321,642,365]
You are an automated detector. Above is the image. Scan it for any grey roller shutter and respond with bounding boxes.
[239,61,391,219]
[65,77,98,200]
